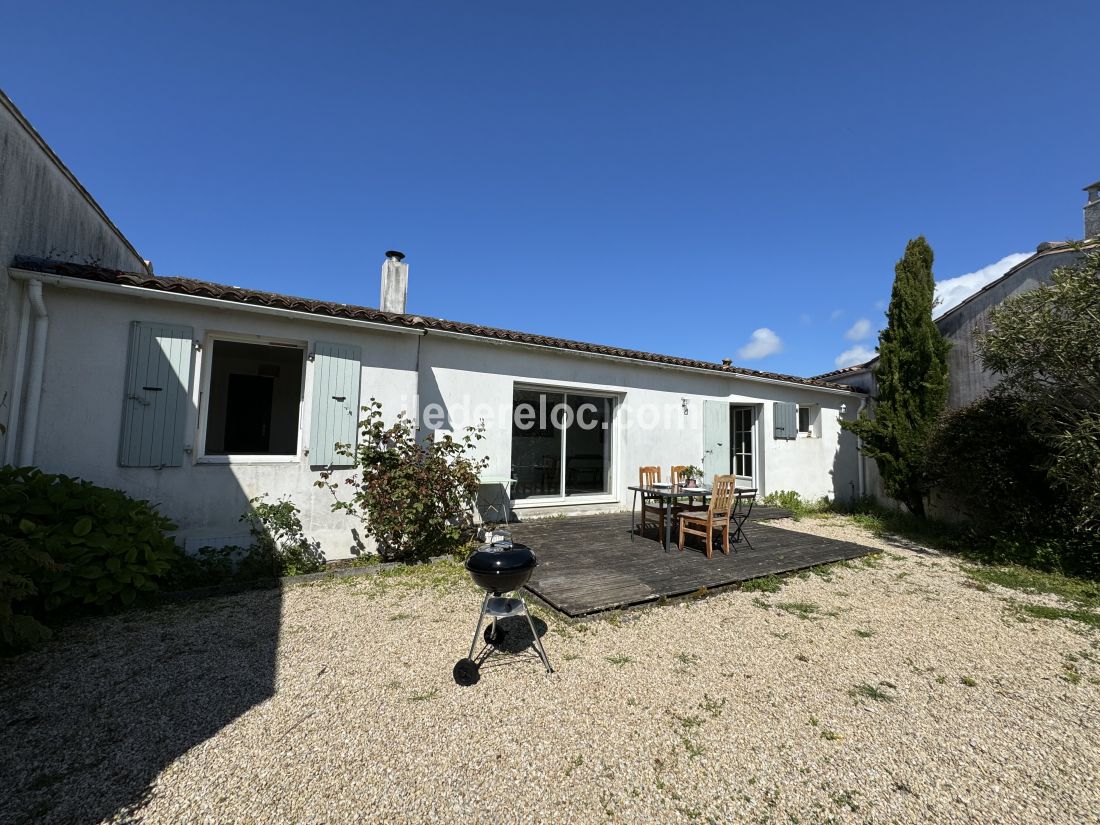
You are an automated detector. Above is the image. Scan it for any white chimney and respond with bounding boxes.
[380,250,408,314]
[1085,181,1100,240]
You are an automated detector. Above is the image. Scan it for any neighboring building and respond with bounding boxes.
[4,253,864,557]
[816,184,1099,505]
[0,88,150,455]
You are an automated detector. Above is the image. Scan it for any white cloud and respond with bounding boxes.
[934,252,1031,317]
[830,309,844,321]
[834,345,876,368]
[844,318,872,341]
[737,327,784,360]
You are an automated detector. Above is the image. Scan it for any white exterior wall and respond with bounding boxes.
[419,334,861,514]
[14,277,861,559]
[25,282,420,557]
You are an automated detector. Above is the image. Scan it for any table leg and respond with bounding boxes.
[630,489,637,542]
[664,497,673,552]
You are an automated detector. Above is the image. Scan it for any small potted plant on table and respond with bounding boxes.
[679,465,704,488]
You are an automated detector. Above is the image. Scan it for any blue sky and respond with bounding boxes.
[4,1,1098,377]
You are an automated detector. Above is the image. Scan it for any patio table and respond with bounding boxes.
[628,484,712,552]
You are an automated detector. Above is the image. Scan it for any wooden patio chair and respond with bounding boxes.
[677,475,744,558]
[637,466,665,538]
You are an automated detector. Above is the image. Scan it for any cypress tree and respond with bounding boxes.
[844,236,949,516]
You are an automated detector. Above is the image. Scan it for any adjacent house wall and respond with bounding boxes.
[937,248,1081,409]
[0,91,147,450]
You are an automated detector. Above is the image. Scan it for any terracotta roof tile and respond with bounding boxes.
[13,257,863,393]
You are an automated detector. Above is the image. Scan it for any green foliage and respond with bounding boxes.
[761,490,830,519]
[0,534,56,648]
[927,395,1057,531]
[242,494,325,576]
[317,399,488,562]
[976,248,1100,539]
[0,466,179,649]
[843,237,949,516]
[166,497,324,589]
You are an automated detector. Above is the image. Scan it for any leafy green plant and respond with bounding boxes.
[317,399,488,562]
[0,533,56,648]
[761,490,829,519]
[242,494,325,576]
[0,466,179,648]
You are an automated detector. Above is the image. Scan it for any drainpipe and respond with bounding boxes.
[855,396,868,499]
[4,287,31,465]
[17,279,48,467]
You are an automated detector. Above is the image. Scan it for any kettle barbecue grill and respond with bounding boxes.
[453,538,553,686]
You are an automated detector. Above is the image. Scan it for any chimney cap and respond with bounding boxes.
[721,358,732,367]
[1084,181,1100,192]
[385,250,406,262]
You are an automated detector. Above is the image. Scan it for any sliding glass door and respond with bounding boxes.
[511,388,613,500]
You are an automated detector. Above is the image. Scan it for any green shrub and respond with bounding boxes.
[317,400,488,562]
[242,494,325,576]
[927,397,1098,578]
[0,533,56,648]
[164,497,324,590]
[761,490,829,519]
[0,466,179,648]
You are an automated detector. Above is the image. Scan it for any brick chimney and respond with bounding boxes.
[1085,182,1100,240]
[380,250,408,314]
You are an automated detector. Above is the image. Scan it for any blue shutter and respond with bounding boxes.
[309,342,362,467]
[119,321,194,467]
[773,402,797,440]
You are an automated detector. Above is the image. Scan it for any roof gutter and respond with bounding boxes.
[422,328,861,396]
[7,269,426,338]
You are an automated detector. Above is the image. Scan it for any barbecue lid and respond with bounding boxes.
[465,541,537,575]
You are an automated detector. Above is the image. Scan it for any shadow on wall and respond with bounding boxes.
[0,587,282,825]
[1,317,281,824]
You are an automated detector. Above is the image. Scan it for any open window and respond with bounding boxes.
[203,340,304,456]
[797,404,820,438]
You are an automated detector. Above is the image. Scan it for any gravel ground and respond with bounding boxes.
[3,516,1099,824]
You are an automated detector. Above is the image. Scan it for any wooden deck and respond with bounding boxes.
[510,510,876,617]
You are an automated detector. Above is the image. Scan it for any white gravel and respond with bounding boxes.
[3,515,1099,824]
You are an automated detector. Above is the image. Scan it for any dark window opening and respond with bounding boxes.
[204,341,304,455]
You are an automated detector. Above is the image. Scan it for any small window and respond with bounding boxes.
[204,340,304,455]
[797,405,819,437]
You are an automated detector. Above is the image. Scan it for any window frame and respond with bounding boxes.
[510,383,620,508]
[797,404,820,438]
[195,332,308,465]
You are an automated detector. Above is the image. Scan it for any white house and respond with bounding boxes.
[0,87,865,559]
[2,253,864,558]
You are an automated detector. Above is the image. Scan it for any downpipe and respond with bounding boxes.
[17,279,48,467]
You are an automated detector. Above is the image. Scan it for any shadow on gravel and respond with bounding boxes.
[0,586,282,825]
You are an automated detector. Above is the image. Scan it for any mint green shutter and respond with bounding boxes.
[773,402,797,440]
[702,400,730,482]
[309,342,362,467]
[119,322,194,467]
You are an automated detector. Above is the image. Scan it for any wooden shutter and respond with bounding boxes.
[119,322,194,467]
[702,400,731,481]
[308,342,362,467]
[773,402,797,440]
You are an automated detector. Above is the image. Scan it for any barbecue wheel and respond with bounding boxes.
[484,625,506,646]
[453,658,480,686]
